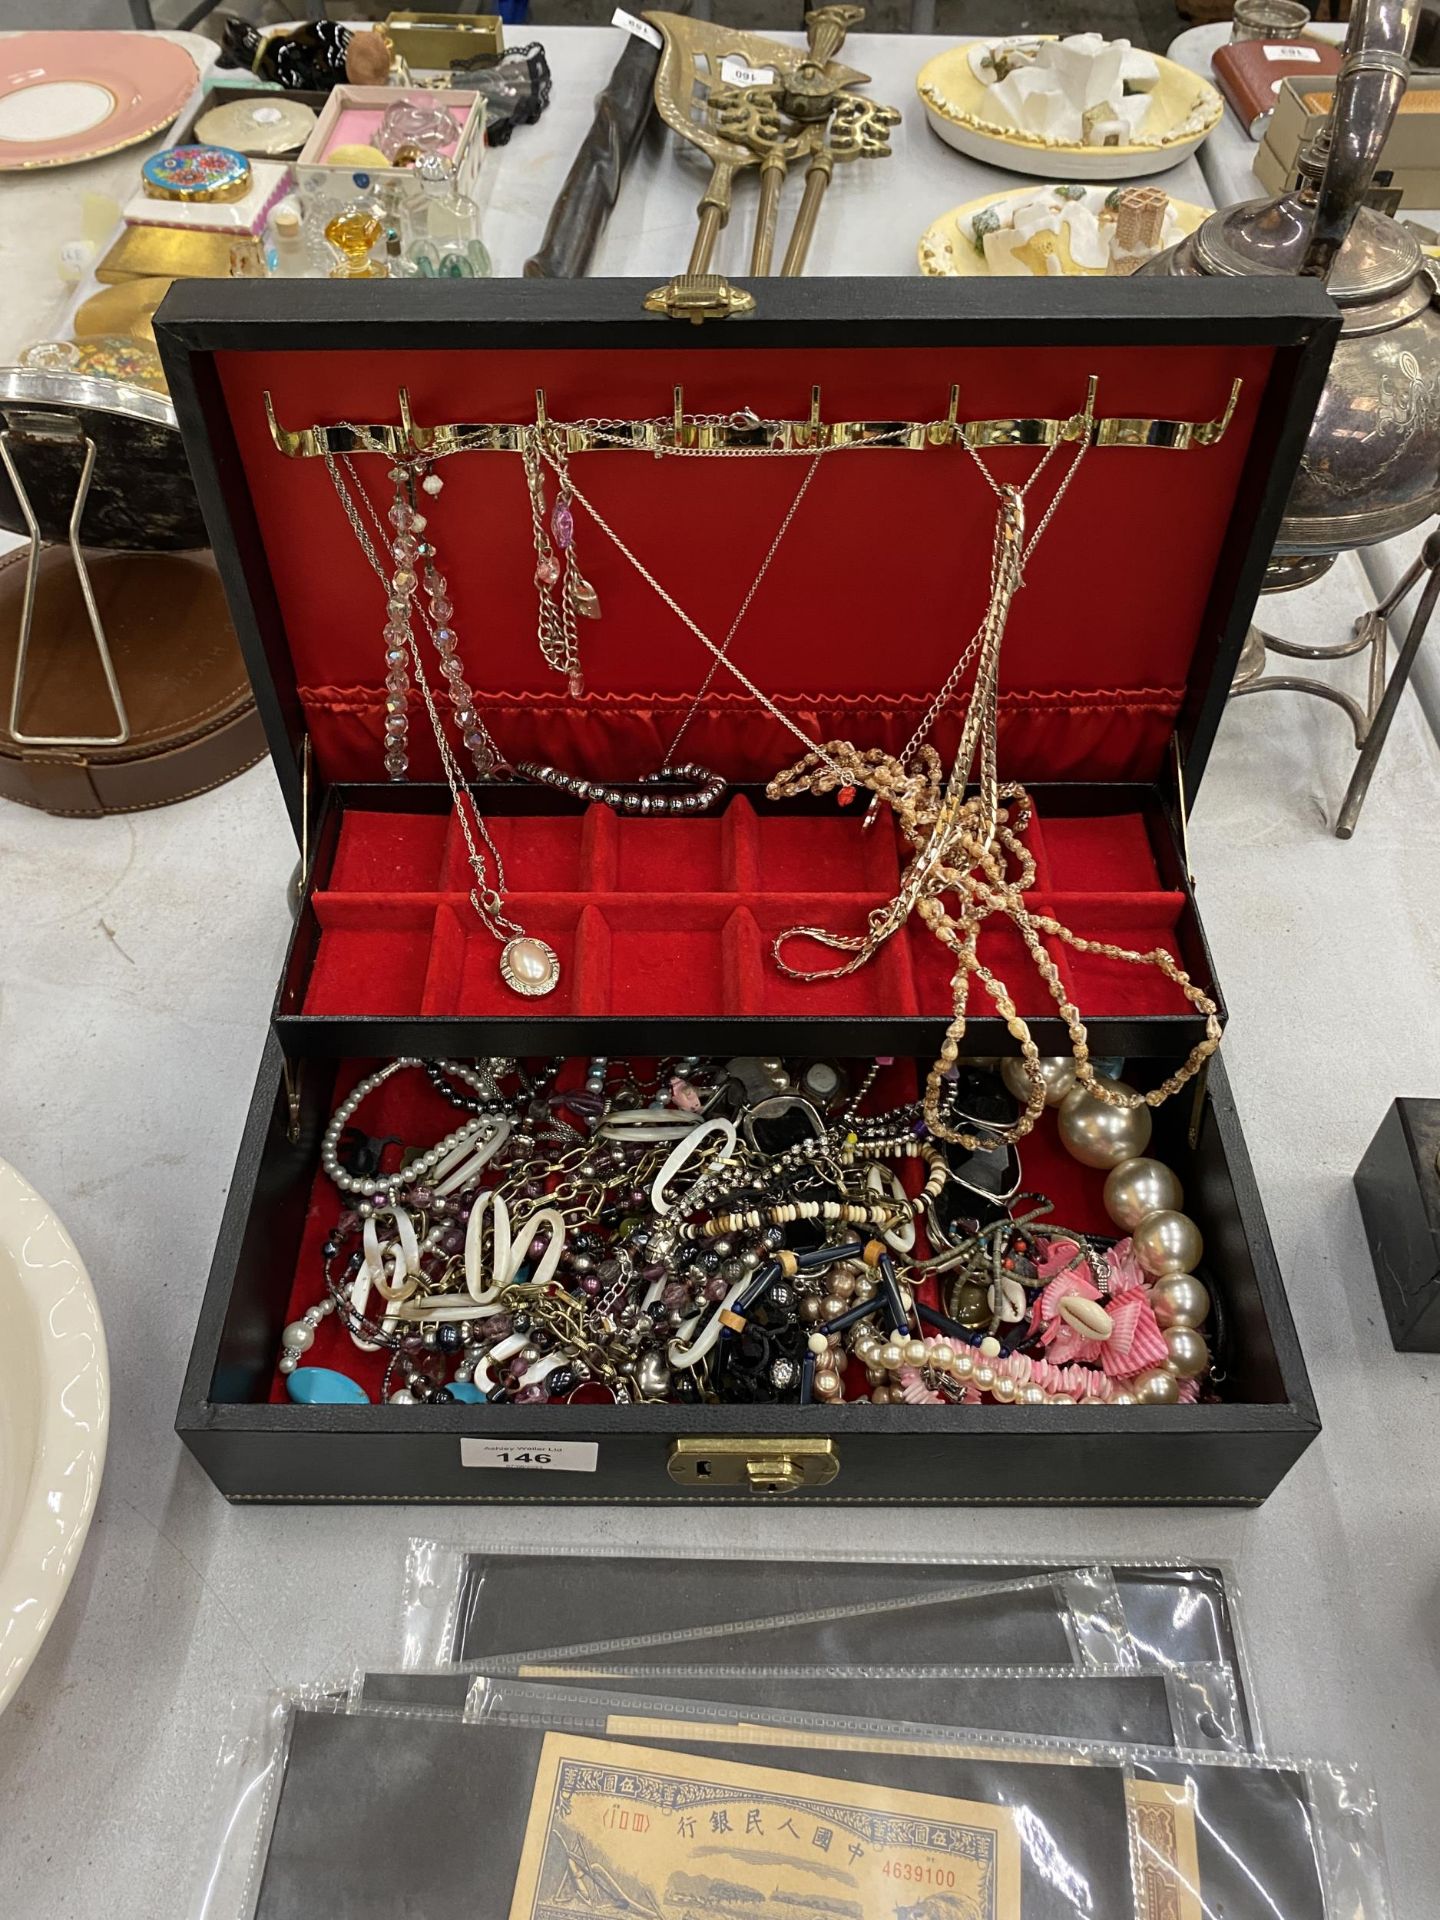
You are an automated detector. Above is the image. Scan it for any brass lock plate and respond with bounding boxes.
[643,275,756,324]
[668,1436,838,1493]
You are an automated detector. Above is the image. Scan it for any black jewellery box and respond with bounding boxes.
[157,275,1334,1505]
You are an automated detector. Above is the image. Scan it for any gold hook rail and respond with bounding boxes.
[1097,377,1241,450]
[262,375,1242,461]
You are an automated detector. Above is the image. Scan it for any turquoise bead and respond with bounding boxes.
[287,1367,370,1405]
[446,1379,485,1403]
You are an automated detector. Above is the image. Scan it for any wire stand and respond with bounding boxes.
[1231,524,1440,837]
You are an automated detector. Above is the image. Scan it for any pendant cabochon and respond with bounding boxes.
[500,935,561,997]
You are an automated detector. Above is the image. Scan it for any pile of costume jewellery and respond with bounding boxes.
[280,1052,1217,1410]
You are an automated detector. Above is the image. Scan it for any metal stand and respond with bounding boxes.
[1231,525,1440,838]
[1,423,130,749]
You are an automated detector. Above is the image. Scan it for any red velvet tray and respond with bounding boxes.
[275,781,1211,1056]
[157,277,1338,1059]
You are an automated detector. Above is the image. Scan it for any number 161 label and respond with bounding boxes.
[460,1438,599,1473]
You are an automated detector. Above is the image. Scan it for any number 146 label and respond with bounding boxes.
[460,1438,599,1474]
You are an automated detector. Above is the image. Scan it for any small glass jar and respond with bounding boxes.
[1230,0,1312,42]
[411,153,492,278]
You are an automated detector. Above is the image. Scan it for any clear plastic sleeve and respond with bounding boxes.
[355,1656,1247,1752]
[401,1543,1259,1743]
[190,1676,1389,1920]
[402,1543,1137,1676]
[466,1676,1391,1920]
[188,1686,335,1920]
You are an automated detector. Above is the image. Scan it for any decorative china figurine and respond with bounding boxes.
[969,34,1160,147]
[220,16,355,90]
[963,183,1183,276]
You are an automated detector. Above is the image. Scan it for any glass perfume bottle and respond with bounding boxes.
[267,203,308,278]
[412,153,491,278]
[384,226,419,278]
[376,96,460,164]
[324,205,387,279]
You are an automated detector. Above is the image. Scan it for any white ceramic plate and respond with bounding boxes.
[919,185,1211,278]
[0,1157,107,1715]
[917,36,1223,180]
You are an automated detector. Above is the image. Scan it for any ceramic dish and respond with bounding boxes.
[0,31,198,172]
[0,1157,107,1715]
[917,36,1223,180]
[919,185,1211,278]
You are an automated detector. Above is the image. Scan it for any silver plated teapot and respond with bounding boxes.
[1142,0,1438,556]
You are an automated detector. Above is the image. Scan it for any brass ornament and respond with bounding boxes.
[646,6,898,278]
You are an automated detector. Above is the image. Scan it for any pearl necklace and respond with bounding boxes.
[321,1058,507,1212]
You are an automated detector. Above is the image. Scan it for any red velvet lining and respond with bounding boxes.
[218,340,1275,789]
[300,803,1194,1020]
[263,1058,1118,1407]
[293,685,1190,788]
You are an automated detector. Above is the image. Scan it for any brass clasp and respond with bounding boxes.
[667,1436,839,1492]
[642,274,757,324]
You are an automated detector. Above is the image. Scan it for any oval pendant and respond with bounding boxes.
[500,935,560,997]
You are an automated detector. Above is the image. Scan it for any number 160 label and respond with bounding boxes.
[460,1438,599,1474]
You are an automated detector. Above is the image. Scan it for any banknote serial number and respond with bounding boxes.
[880,1862,960,1888]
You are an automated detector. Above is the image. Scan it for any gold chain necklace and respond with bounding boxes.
[524,425,1206,1126]
[533,425,1089,797]
[535,438,851,783]
[767,488,1220,1146]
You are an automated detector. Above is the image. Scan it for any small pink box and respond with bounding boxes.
[295,84,485,209]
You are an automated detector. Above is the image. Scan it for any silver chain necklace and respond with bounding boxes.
[326,454,561,998]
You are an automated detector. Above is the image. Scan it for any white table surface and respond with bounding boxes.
[3,26,1440,1920]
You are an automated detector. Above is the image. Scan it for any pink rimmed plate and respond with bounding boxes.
[0,31,198,172]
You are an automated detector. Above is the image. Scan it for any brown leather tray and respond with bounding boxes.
[0,544,266,816]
